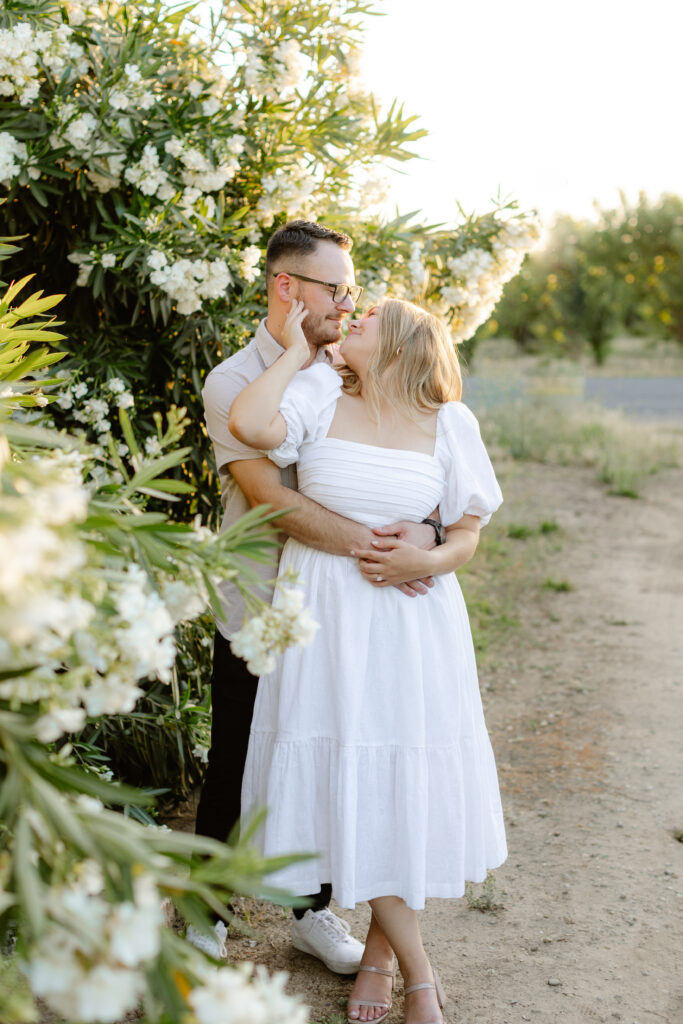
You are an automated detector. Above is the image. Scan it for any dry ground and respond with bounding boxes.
[215,459,683,1024]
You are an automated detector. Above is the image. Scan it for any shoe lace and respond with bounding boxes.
[312,907,352,942]
[214,921,228,957]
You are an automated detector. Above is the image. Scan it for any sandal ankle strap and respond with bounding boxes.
[404,981,436,995]
[358,965,394,978]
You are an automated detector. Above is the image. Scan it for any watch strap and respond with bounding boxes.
[421,517,445,546]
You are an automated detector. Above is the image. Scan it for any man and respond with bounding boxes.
[192,220,442,967]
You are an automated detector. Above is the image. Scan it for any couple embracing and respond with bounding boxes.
[194,220,507,1024]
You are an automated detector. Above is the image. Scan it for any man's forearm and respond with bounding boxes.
[263,483,374,554]
[229,459,373,555]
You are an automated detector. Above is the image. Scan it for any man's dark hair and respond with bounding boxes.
[266,220,352,277]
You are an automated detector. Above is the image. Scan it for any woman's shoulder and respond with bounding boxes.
[437,399,481,435]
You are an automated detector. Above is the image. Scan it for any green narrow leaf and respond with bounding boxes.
[118,406,141,458]
[13,813,44,937]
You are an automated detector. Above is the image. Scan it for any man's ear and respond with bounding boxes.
[273,272,294,304]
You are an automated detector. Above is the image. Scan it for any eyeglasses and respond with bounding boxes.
[272,271,363,304]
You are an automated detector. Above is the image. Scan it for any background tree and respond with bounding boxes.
[484,193,678,362]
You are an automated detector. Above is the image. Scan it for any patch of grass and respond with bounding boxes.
[543,578,573,592]
[507,523,533,539]
[465,871,506,912]
[459,529,522,662]
[608,486,640,499]
[507,519,561,540]
[480,396,682,496]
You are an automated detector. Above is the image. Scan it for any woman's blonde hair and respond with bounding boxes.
[338,298,462,421]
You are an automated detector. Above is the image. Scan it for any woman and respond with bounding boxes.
[229,298,506,1024]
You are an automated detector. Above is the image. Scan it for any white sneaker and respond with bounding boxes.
[186,920,228,959]
[291,907,364,974]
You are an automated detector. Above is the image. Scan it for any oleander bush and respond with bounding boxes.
[0,229,325,1020]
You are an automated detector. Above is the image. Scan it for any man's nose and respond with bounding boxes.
[336,292,356,313]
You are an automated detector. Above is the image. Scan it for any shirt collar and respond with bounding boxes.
[254,318,335,368]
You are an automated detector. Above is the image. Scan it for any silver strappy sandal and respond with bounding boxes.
[403,967,446,1024]
[347,963,395,1024]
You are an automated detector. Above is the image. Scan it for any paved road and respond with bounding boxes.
[464,376,683,419]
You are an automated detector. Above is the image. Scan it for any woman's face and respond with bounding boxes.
[339,306,380,374]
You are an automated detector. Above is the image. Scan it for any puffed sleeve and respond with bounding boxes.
[267,362,342,468]
[435,402,503,527]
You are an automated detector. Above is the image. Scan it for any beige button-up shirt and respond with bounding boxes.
[202,319,332,638]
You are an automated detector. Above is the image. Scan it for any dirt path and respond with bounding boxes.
[225,461,683,1024]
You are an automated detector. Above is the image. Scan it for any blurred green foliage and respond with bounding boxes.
[477,192,683,363]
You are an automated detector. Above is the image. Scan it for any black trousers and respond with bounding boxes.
[195,630,331,915]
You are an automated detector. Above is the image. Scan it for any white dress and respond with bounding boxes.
[241,364,507,910]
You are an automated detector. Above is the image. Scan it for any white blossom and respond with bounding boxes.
[231,585,319,676]
[24,870,163,1022]
[124,143,170,198]
[0,131,29,187]
[238,245,262,283]
[149,255,232,314]
[189,961,308,1024]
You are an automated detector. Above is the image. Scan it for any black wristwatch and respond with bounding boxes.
[422,518,446,546]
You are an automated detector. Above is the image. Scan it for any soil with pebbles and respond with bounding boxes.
[183,460,683,1024]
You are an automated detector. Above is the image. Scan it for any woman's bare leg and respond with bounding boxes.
[347,911,394,1022]
[368,895,443,1024]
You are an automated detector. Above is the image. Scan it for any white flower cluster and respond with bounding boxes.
[160,575,209,626]
[0,20,88,107]
[64,0,102,27]
[237,245,262,284]
[0,130,39,188]
[0,441,193,742]
[147,250,232,315]
[109,62,155,113]
[230,585,319,676]
[56,373,133,437]
[125,142,175,200]
[49,100,127,192]
[360,276,389,306]
[165,137,243,193]
[25,868,163,1023]
[243,39,308,100]
[256,171,317,226]
[440,216,542,341]
[50,100,97,156]
[87,143,127,193]
[66,248,118,287]
[273,39,307,90]
[189,961,308,1024]
[407,242,428,296]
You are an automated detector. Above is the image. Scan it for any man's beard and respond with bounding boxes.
[301,310,343,347]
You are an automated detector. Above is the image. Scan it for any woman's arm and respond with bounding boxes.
[228,300,309,449]
[353,514,481,586]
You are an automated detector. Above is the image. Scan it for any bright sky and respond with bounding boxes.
[197,0,682,230]
[360,0,683,228]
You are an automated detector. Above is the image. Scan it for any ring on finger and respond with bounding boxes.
[375,575,383,582]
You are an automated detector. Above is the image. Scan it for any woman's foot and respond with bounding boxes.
[347,961,394,1022]
[347,923,395,1023]
[402,967,445,1024]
